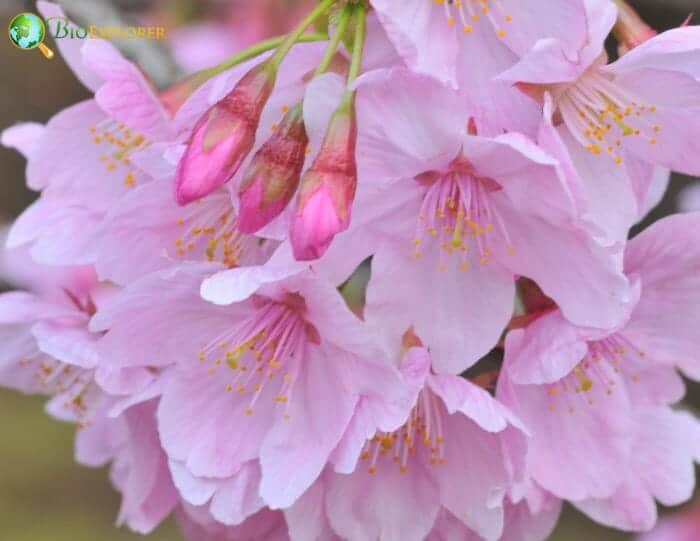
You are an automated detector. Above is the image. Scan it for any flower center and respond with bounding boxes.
[16,288,101,424]
[16,351,95,425]
[173,190,257,268]
[361,389,446,474]
[89,120,150,187]
[413,170,514,270]
[197,294,319,419]
[432,0,512,37]
[558,69,661,164]
[545,333,646,413]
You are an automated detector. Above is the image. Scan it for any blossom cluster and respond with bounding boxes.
[2,0,700,540]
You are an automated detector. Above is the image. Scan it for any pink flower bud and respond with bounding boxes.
[237,102,308,234]
[613,0,657,54]
[290,97,357,261]
[174,62,276,205]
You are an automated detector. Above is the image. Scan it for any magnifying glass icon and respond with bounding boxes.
[8,12,54,59]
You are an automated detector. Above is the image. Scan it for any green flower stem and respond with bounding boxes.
[270,0,337,70]
[199,32,329,80]
[347,4,367,85]
[314,6,353,76]
[340,3,367,108]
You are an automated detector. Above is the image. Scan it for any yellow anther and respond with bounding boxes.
[574,367,593,392]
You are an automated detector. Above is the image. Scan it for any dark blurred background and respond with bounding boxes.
[0,1,698,539]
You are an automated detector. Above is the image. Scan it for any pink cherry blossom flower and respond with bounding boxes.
[284,340,528,541]
[370,0,590,135]
[91,260,408,519]
[322,67,630,373]
[498,212,700,518]
[0,252,107,409]
[0,240,152,400]
[0,245,176,532]
[503,4,700,229]
[2,2,177,266]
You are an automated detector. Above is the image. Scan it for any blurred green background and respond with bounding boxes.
[0,0,697,539]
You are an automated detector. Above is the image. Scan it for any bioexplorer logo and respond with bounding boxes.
[8,12,54,58]
[8,11,167,60]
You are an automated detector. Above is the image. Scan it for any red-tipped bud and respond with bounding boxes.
[290,96,357,261]
[237,102,309,234]
[613,0,657,54]
[174,62,276,205]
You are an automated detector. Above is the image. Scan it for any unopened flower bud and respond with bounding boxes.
[613,0,657,54]
[290,95,357,261]
[174,61,276,205]
[237,102,308,233]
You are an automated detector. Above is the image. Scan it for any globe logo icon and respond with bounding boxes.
[8,12,54,59]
